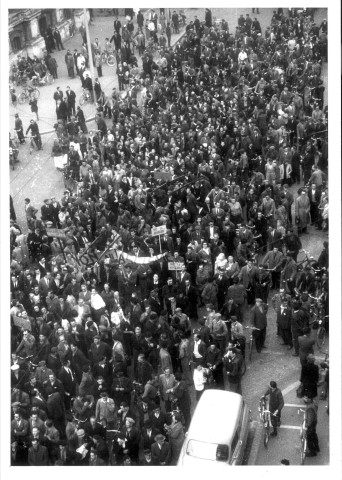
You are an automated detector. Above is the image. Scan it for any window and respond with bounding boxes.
[186,440,229,462]
[231,430,239,454]
[11,36,21,52]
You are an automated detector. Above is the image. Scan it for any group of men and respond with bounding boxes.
[9,8,328,466]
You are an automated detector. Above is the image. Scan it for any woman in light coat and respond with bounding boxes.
[295,188,310,234]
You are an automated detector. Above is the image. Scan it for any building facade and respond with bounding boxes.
[8,9,89,64]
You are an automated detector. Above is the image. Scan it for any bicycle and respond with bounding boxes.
[244,326,260,362]
[101,49,116,67]
[259,397,277,447]
[79,88,93,106]
[25,134,42,154]
[17,86,40,104]
[31,72,54,86]
[298,408,307,465]
[314,314,329,350]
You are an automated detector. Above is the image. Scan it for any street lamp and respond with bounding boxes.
[83,8,96,103]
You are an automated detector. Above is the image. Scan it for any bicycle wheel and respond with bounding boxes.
[264,421,270,447]
[46,73,54,85]
[107,54,116,67]
[316,327,326,349]
[241,357,247,376]
[79,94,86,106]
[300,435,307,465]
[18,93,27,104]
[248,338,253,362]
[31,88,40,100]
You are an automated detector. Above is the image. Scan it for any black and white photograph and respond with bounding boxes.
[1,1,341,478]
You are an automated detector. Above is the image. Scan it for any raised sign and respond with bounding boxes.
[168,261,184,271]
[151,225,167,237]
[46,228,66,239]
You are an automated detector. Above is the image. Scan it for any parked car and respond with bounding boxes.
[177,389,250,466]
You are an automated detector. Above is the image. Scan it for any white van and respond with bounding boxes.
[177,389,250,466]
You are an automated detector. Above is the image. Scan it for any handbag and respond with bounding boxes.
[296,383,304,398]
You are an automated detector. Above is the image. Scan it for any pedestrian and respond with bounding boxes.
[25,119,42,149]
[250,298,268,352]
[47,55,58,79]
[165,23,171,47]
[303,395,320,457]
[300,354,319,399]
[65,86,76,118]
[14,113,25,144]
[28,439,49,466]
[76,106,88,133]
[298,327,315,366]
[224,347,244,394]
[65,50,75,78]
[53,86,63,106]
[295,188,311,235]
[261,380,284,436]
[29,97,39,122]
[57,99,68,124]
[193,364,208,401]
[53,28,64,50]
[94,51,103,78]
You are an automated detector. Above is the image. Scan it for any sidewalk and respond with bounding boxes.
[9,11,192,136]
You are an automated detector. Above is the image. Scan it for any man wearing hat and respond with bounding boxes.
[261,381,284,436]
[95,391,116,428]
[250,298,268,352]
[41,199,55,224]
[151,433,171,465]
[224,347,244,394]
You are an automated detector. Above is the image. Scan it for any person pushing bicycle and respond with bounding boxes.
[260,380,284,437]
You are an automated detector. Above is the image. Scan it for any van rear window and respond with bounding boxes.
[186,440,229,461]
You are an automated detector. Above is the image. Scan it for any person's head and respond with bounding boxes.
[164,367,171,377]
[270,380,277,391]
[307,354,315,364]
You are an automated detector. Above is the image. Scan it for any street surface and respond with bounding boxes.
[8,7,329,466]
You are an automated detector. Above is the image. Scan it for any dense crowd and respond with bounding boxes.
[10,8,329,466]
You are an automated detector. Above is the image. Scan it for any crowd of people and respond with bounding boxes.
[9,8,329,466]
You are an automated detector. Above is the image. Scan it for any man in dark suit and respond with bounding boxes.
[66,86,76,117]
[267,226,283,250]
[183,278,198,321]
[141,420,160,450]
[53,86,63,106]
[214,267,230,311]
[28,439,49,465]
[307,183,321,227]
[151,434,171,465]
[277,300,293,349]
[250,298,268,352]
[41,199,55,224]
[58,359,76,410]
[178,264,191,291]
[149,405,168,434]
[90,335,111,366]
[205,220,220,242]
[262,247,285,290]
